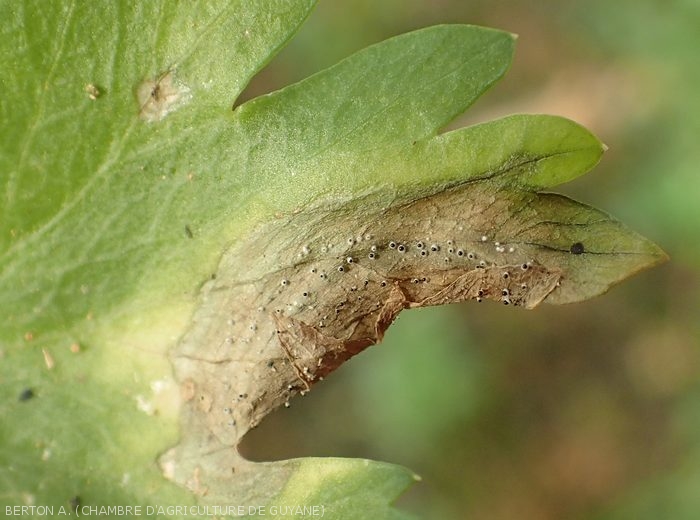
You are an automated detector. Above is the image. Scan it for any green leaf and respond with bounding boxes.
[0,1,666,518]
[0,0,319,514]
[232,24,516,211]
[251,459,418,520]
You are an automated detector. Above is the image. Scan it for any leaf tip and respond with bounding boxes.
[649,242,671,267]
[544,231,669,306]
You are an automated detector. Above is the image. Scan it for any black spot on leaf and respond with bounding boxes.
[570,242,585,254]
[18,388,34,402]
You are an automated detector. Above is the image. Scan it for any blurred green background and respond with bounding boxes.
[239,1,700,519]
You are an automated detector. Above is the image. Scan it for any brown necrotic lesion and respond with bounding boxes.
[163,175,665,499]
[136,70,191,122]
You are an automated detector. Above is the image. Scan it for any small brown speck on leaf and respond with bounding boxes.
[85,83,100,100]
[42,348,55,370]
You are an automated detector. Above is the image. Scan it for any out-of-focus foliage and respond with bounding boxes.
[241,1,700,519]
